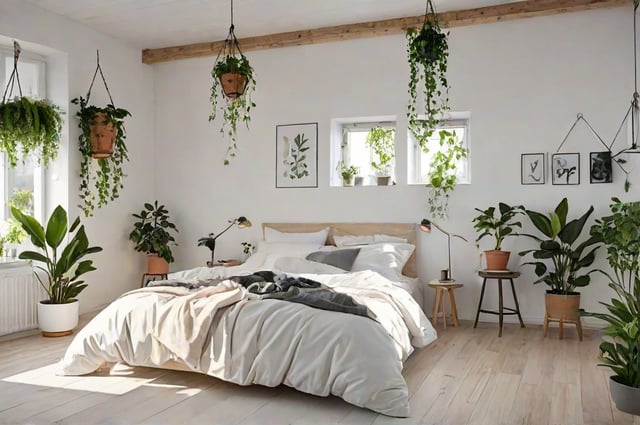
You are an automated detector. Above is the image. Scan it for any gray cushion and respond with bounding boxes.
[305,248,361,271]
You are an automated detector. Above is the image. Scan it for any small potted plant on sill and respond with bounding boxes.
[472,202,524,270]
[337,161,359,187]
[519,197,600,340]
[582,198,640,415]
[129,201,179,274]
[366,126,395,185]
[11,205,102,336]
[210,54,256,165]
[71,96,131,217]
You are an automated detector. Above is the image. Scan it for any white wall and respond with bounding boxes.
[154,5,638,327]
[1,0,155,313]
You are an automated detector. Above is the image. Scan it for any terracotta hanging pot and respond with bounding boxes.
[484,250,510,270]
[219,72,247,99]
[89,112,116,158]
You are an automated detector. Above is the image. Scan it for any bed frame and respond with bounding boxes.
[262,222,418,278]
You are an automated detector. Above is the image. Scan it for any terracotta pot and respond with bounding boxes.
[545,292,581,322]
[219,72,247,99]
[89,112,116,158]
[147,254,169,274]
[484,250,510,270]
[38,300,79,337]
[376,176,391,186]
[342,176,355,187]
[610,376,640,415]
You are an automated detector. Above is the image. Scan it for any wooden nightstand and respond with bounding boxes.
[428,280,464,328]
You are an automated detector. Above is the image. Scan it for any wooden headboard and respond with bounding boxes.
[262,222,418,278]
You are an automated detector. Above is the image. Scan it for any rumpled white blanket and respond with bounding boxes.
[58,270,436,417]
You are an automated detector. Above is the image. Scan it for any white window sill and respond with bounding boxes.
[0,258,31,270]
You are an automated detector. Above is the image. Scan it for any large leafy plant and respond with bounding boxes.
[519,198,600,294]
[472,202,524,251]
[129,201,179,264]
[12,205,102,304]
[427,129,467,218]
[209,54,256,165]
[72,96,131,217]
[583,198,640,388]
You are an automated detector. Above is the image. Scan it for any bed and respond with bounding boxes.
[57,223,437,417]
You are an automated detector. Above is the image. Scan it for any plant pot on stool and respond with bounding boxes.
[484,250,510,270]
[146,254,169,274]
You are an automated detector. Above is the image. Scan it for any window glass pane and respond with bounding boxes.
[337,123,396,186]
[4,58,41,99]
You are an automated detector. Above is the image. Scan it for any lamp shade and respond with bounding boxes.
[420,219,432,233]
[237,216,251,228]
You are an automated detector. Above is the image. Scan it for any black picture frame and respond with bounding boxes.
[521,153,545,185]
[590,151,613,184]
[275,122,318,188]
[552,153,580,185]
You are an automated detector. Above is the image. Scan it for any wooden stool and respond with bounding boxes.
[474,270,525,337]
[428,280,464,328]
[140,273,168,288]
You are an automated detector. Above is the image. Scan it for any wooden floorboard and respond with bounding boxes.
[0,320,638,424]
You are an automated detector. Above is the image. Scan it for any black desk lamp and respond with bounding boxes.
[420,218,468,282]
[198,216,252,266]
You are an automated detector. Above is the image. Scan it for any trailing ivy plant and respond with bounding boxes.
[366,126,395,176]
[427,130,468,219]
[71,96,131,217]
[0,96,63,167]
[209,54,256,165]
[406,0,450,148]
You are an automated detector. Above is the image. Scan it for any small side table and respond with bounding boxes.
[474,270,525,337]
[428,280,464,328]
[140,273,168,288]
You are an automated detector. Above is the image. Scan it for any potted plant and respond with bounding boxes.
[241,241,255,261]
[426,129,468,219]
[336,161,359,187]
[71,96,131,217]
[583,198,640,415]
[406,0,450,148]
[472,202,524,270]
[366,126,395,185]
[209,54,256,165]
[129,201,179,274]
[519,198,600,340]
[11,205,102,336]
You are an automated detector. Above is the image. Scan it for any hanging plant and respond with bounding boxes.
[406,0,450,149]
[209,0,256,165]
[71,51,131,217]
[427,130,467,219]
[0,41,63,168]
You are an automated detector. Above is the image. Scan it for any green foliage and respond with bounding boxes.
[209,54,256,165]
[519,198,600,294]
[472,203,524,251]
[0,96,63,167]
[129,201,178,263]
[3,188,33,245]
[12,205,102,304]
[365,126,395,175]
[71,96,131,217]
[427,129,468,219]
[336,160,359,180]
[4,219,26,245]
[286,133,310,179]
[406,1,450,149]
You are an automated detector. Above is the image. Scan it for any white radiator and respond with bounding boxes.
[0,264,45,336]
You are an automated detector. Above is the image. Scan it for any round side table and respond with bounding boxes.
[428,280,464,328]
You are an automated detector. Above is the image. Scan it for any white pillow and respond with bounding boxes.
[333,234,375,247]
[273,257,346,275]
[351,243,415,282]
[256,241,324,269]
[373,234,408,244]
[264,227,329,245]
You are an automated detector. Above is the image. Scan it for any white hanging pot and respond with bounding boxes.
[38,300,79,337]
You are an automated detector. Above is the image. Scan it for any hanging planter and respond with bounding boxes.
[209,0,257,165]
[0,41,63,168]
[406,0,450,148]
[72,51,131,217]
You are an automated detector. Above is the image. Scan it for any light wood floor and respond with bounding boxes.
[0,319,638,425]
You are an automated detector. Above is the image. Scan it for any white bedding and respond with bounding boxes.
[58,247,436,417]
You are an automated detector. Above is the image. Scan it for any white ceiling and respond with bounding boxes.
[25,0,520,49]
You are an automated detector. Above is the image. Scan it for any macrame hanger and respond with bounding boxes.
[1,41,23,104]
[555,113,610,153]
[424,0,439,28]
[85,50,116,107]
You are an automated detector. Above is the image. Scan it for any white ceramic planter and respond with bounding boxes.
[37,300,79,337]
[610,376,640,416]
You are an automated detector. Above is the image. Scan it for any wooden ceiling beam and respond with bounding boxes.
[142,0,629,64]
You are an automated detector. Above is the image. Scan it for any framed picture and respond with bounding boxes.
[552,153,580,185]
[521,153,545,185]
[590,151,613,184]
[276,123,318,188]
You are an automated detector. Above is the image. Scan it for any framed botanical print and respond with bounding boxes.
[276,123,318,188]
[521,153,545,185]
[552,153,580,185]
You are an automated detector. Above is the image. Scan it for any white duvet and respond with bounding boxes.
[58,261,436,417]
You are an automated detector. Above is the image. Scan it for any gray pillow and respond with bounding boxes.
[305,248,361,271]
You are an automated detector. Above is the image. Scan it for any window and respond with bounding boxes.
[0,48,46,250]
[408,114,471,185]
[332,119,397,187]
